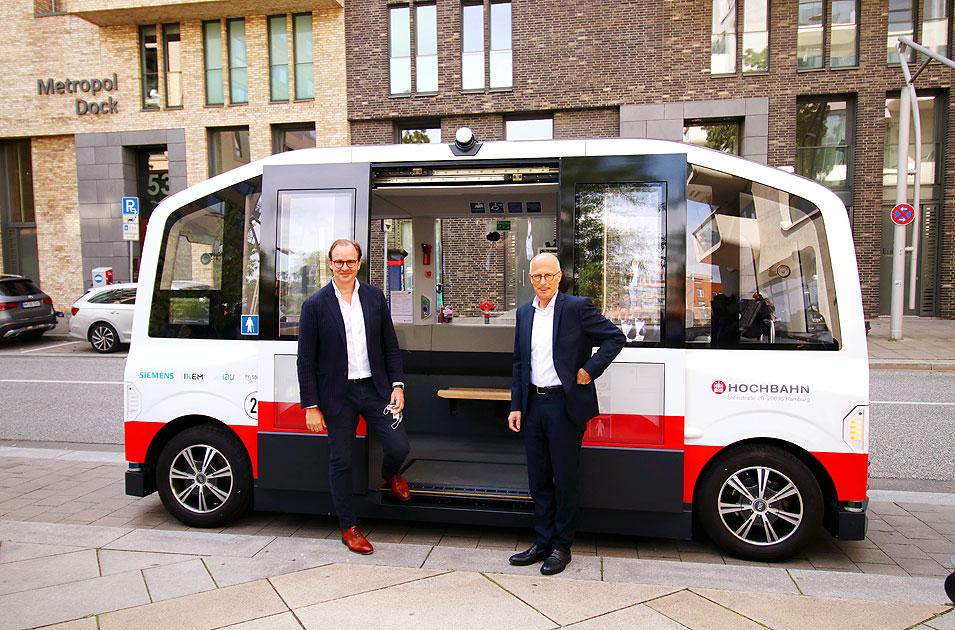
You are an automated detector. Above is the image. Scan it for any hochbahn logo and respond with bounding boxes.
[712,380,809,395]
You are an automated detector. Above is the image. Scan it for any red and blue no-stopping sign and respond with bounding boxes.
[892,203,916,226]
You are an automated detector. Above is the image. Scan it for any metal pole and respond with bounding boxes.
[897,48,922,312]
[129,241,134,282]
[889,77,910,340]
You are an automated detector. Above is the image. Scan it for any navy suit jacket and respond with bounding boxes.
[296,280,404,417]
[510,291,626,429]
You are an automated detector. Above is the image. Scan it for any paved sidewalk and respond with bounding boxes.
[0,447,953,629]
[867,317,955,370]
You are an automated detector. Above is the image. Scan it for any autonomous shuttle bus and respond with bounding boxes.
[124,134,869,560]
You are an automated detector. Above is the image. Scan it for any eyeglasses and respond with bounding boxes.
[529,272,560,283]
[331,259,360,269]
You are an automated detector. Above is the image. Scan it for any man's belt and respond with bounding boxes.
[348,377,373,384]
[532,384,563,395]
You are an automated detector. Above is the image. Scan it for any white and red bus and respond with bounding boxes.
[124,133,868,560]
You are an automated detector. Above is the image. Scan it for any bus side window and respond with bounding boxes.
[148,176,261,340]
[573,183,665,343]
[685,165,840,349]
[275,189,355,337]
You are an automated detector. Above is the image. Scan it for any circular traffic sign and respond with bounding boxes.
[891,203,916,226]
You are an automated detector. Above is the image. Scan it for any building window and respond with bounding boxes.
[203,21,224,106]
[0,141,39,282]
[140,26,160,110]
[711,0,737,74]
[390,6,412,94]
[397,123,442,143]
[796,97,853,191]
[272,123,317,153]
[293,14,315,100]
[268,16,289,101]
[462,1,512,91]
[505,117,553,141]
[830,1,858,67]
[712,1,770,75]
[34,0,65,16]
[683,121,740,154]
[209,127,250,176]
[390,4,437,95]
[888,1,949,64]
[742,0,769,72]
[163,24,182,108]
[797,1,857,70]
[228,19,248,104]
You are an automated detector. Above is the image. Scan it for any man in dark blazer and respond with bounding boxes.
[297,239,410,555]
[507,252,625,575]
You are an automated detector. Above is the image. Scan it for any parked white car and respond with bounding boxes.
[69,283,137,353]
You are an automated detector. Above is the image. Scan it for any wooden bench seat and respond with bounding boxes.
[437,387,510,401]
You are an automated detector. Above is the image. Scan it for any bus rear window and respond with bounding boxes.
[685,165,839,349]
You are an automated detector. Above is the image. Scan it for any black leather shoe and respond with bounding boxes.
[540,549,571,575]
[508,543,551,566]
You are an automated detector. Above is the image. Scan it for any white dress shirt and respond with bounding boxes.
[529,296,562,387]
[333,281,372,379]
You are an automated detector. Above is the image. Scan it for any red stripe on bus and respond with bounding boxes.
[682,445,868,503]
[257,400,368,436]
[583,414,684,449]
[124,421,260,477]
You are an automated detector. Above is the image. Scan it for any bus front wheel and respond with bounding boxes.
[156,425,252,527]
[697,446,823,562]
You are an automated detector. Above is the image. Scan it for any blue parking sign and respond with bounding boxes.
[241,315,259,335]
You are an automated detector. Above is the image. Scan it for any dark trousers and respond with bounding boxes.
[523,388,585,552]
[324,379,410,530]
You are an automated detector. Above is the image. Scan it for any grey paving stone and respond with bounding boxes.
[562,604,687,629]
[103,528,273,558]
[270,563,445,609]
[143,558,217,601]
[256,536,431,569]
[294,570,553,630]
[881,543,933,559]
[97,549,196,575]
[98,579,287,630]
[489,572,679,626]
[204,555,331,588]
[925,609,955,629]
[219,612,304,630]
[789,568,949,604]
[0,520,130,548]
[647,589,765,629]
[0,549,100,595]
[0,570,149,630]
[602,557,799,594]
[423,545,602,581]
[0,540,84,563]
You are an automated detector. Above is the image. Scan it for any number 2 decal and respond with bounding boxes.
[244,392,258,419]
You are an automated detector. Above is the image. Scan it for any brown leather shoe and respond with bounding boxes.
[383,472,410,501]
[341,526,373,554]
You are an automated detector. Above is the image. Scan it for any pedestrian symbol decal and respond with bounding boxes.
[241,315,259,335]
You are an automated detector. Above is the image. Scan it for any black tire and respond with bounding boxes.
[89,322,119,353]
[156,424,252,527]
[697,445,823,562]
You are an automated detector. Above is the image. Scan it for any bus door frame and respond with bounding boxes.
[558,154,690,534]
[253,162,374,512]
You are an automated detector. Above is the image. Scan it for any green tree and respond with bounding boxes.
[401,129,432,144]
[703,123,739,154]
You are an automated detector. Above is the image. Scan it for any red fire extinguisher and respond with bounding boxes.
[421,243,432,266]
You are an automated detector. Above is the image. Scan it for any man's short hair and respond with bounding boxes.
[328,239,362,261]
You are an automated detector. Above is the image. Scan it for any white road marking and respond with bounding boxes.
[19,340,82,353]
[871,400,955,406]
[0,379,123,385]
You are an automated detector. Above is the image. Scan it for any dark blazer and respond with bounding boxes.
[510,291,626,428]
[297,280,404,416]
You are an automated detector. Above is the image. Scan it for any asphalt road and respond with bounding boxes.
[0,338,953,482]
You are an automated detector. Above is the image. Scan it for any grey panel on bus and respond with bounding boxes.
[431,323,514,353]
[274,354,300,402]
[595,362,665,416]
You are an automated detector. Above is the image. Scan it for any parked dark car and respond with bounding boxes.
[0,274,57,340]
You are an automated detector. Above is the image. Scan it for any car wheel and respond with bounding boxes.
[156,424,252,527]
[89,322,118,353]
[697,445,823,562]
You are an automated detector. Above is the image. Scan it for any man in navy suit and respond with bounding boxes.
[297,239,410,555]
[507,252,625,575]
